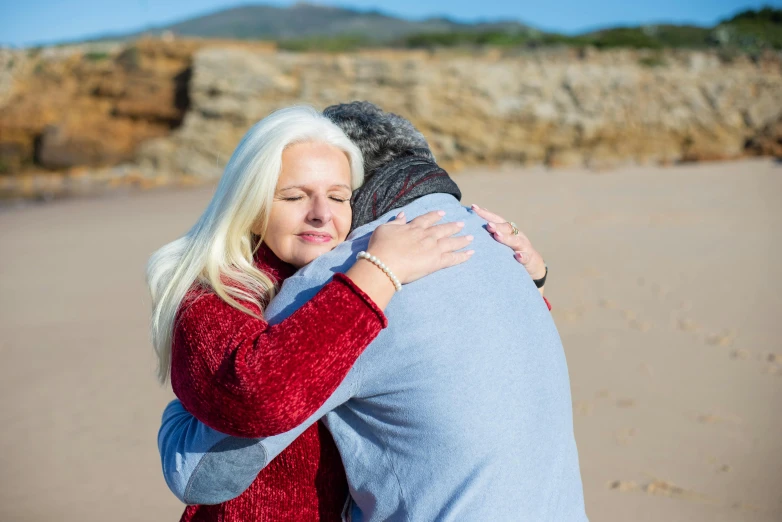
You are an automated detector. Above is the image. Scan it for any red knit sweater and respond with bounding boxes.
[172,245,388,522]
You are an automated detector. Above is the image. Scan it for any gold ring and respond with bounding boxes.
[509,221,520,236]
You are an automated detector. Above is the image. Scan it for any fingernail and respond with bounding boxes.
[515,252,525,262]
[471,204,480,209]
[495,231,503,238]
[486,222,495,231]
[466,250,475,255]
[437,210,446,216]
[466,235,474,241]
[456,221,465,228]
[397,211,405,218]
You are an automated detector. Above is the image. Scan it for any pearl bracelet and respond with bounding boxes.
[357,251,402,292]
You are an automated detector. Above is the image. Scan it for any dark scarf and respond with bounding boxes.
[350,154,462,231]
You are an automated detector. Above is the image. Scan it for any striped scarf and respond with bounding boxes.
[350,154,462,230]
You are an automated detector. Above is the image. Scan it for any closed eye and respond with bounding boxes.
[277,195,348,202]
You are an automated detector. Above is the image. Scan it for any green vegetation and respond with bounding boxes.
[83,51,110,61]
[584,25,713,50]
[586,27,665,49]
[400,30,600,50]
[581,8,782,51]
[402,26,698,50]
[374,6,782,53]
[717,7,782,50]
[278,34,374,52]
[403,30,528,48]
[725,6,782,23]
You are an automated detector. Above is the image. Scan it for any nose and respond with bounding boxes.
[306,194,333,225]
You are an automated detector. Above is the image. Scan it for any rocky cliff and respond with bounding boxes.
[1,40,780,199]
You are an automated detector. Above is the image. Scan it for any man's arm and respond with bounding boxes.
[159,273,362,504]
[160,368,357,504]
[158,399,266,504]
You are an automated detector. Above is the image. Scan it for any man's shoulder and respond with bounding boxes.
[266,233,373,322]
[297,232,372,281]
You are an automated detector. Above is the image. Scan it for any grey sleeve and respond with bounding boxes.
[158,399,266,505]
[161,368,358,505]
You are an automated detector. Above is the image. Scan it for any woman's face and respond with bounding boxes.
[260,141,353,268]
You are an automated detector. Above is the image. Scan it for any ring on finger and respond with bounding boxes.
[508,221,520,236]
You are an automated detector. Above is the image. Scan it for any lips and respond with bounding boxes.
[297,232,333,244]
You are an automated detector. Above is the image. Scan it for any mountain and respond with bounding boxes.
[146,3,531,42]
[54,4,781,52]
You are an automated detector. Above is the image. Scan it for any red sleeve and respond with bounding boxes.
[170,273,387,438]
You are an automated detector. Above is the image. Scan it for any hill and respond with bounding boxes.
[147,2,531,43]
[143,4,781,53]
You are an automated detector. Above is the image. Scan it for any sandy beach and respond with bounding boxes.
[0,158,780,521]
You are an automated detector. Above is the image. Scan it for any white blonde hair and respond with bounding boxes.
[147,105,364,383]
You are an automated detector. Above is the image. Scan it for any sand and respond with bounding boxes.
[1,158,780,521]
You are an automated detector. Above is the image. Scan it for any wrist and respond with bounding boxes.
[354,259,399,291]
[532,265,548,288]
[530,265,546,281]
[344,261,396,312]
[364,246,406,283]
[357,251,402,292]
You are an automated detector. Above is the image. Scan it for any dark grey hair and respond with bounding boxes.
[323,101,435,179]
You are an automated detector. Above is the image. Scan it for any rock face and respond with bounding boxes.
[0,39,273,176]
[0,40,195,174]
[745,114,782,157]
[139,46,782,177]
[1,41,781,199]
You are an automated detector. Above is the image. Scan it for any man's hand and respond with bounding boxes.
[470,204,547,295]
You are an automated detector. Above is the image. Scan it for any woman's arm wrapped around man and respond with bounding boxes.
[171,273,387,439]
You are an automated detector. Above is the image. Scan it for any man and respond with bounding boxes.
[159,102,587,520]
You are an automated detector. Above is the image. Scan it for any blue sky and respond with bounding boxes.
[1,0,779,47]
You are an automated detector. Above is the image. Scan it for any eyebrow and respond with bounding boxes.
[278,184,351,191]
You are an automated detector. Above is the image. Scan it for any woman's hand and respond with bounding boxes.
[470,204,547,294]
[344,210,473,312]
[367,210,474,284]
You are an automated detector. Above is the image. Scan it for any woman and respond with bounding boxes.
[150,105,546,521]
